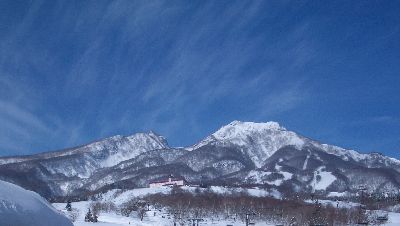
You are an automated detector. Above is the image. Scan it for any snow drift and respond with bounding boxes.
[0,180,73,226]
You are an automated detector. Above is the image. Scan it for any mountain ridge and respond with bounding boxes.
[0,120,399,198]
[1,120,395,162]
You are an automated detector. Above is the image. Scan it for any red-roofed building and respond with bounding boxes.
[149,175,186,188]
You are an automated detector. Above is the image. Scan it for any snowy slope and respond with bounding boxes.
[0,180,73,226]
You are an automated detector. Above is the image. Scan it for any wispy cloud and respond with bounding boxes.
[4,1,396,155]
[0,1,316,153]
[0,100,50,134]
[66,1,312,143]
[0,76,52,154]
[351,116,400,126]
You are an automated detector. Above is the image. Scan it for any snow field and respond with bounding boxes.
[53,186,285,226]
[52,186,400,226]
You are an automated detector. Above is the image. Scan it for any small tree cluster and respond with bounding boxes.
[84,208,98,222]
[141,189,364,225]
[120,199,147,221]
[90,201,117,214]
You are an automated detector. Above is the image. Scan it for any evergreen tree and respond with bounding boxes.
[92,212,98,222]
[85,208,93,222]
[65,201,72,211]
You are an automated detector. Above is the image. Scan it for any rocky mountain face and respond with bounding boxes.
[0,121,399,198]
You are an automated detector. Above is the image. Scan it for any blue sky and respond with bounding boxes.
[0,1,399,157]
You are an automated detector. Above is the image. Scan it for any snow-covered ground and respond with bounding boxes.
[53,201,276,226]
[311,167,336,190]
[55,202,400,226]
[304,199,360,209]
[385,212,400,226]
[52,186,284,226]
[52,186,400,226]
[327,191,349,197]
[303,200,400,226]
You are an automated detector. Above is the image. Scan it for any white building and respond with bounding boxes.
[149,176,186,188]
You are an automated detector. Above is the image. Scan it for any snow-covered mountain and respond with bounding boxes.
[0,180,73,226]
[0,121,399,198]
[190,121,400,170]
[187,121,305,168]
[0,132,169,196]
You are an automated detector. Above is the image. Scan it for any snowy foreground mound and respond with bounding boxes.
[0,180,73,226]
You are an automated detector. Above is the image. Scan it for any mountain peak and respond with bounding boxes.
[214,121,286,140]
[227,120,284,130]
[188,120,303,168]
